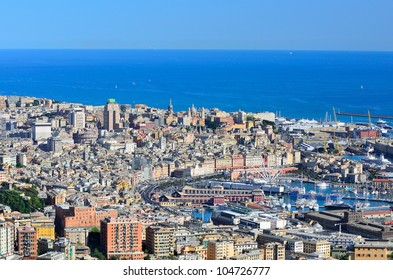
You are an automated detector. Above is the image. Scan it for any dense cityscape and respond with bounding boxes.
[1,95,393,260]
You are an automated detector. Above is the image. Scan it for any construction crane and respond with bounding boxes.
[332,107,342,156]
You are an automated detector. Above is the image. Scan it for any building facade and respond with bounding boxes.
[69,108,85,129]
[354,240,393,260]
[17,226,38,260]
[171,185,264,205]
[103,99,121,131]
[207,240,235,260]
[145,226,175,259]
[303,240,331,258]
[261,242,285,260]
[32,122,52,143]
[0,221,14,257]
[100,217,144,260]
[55,204,118,236]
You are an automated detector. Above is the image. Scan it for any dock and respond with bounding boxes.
[342,196,393,204]
[337,111,393,120]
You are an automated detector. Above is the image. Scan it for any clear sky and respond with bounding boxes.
[0,0,392,50]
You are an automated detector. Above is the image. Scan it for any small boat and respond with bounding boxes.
[317,182,328,188]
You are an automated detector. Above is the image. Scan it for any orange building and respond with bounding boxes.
[100,217,144,260]
[55,205,118,236]
[17,226,38,260]
[232,154,245,169]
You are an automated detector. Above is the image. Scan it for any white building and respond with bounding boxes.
[286,239,304,253]
[69,108,85,129]
[234,241,258,255]
[0,221,14,258]
[32,122,52,143]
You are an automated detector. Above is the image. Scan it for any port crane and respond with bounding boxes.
[332,107,342,156]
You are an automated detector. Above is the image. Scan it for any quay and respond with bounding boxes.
[342,196,393,204]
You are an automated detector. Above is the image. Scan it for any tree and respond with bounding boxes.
[388,252,393,260]
[92,248,106,260]
[246,115,255,122]
[91,227,100,233]
[338,254,349,260]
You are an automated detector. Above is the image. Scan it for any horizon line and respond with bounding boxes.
[0,48,393,53]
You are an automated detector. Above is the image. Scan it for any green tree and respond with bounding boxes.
[338,254,349,260]
[92,248,106,260]
[91,227,100,233]
[388,252,393,260]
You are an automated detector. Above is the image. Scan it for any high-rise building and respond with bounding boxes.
[69,108,86,129]
[103,99,121,131]
[16,153,27,167]
[0,221,14,258]
[146,226,175,258]
[100,217,144,260]
[17,226,38,260]
[47,136,62,153]
[32,122,52,143]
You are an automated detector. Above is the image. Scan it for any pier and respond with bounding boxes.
[337,111,393,120]
[342,196,393,204]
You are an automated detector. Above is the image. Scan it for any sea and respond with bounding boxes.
[0,49,393,120]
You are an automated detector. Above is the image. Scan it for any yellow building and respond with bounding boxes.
[146,226,175,258]
[182,245,207,260]
[159,201,177,207]
[303,240,331,258]
[230,249,263,260]
[354,241,393,260]
[207,240,234,260]
[165,115,178,125]
[261,242,285,260]
[31,220,55,240]
[201,234,222,246]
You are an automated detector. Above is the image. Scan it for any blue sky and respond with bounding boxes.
[0,0,392,50]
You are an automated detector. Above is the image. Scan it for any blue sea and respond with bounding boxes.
[0,49,393,120]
